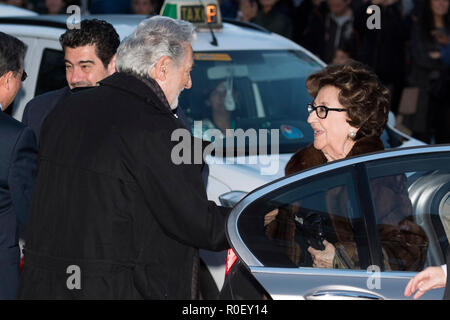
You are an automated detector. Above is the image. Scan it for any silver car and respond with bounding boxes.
[220,145,450,300]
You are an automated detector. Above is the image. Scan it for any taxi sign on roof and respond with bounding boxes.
[160,0,222,30]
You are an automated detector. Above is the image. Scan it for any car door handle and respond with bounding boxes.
[305,290,383,300]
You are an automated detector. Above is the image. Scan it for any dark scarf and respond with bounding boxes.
[140,77,172,112]
[285,135,385,175]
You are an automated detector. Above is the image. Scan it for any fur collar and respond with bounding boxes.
[285,136,385,175]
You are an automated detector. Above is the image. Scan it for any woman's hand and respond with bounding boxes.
[308,240,335,268]
[404,266,446,300]
[264,208,279,226]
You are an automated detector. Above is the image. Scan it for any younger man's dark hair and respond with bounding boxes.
[0,32,26,78]
[59,19,120,68]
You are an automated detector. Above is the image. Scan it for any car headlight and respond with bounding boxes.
[219,191,247,207]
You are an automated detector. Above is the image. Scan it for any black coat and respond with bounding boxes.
[18,72,230,299]
[0,111,37,299]
[22,86,71,144]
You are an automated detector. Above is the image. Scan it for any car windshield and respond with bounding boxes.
[179,50,323,155]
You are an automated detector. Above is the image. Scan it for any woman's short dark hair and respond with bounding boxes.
[306,59,391,139]
[0,32,26,78]
[59,19,120,68]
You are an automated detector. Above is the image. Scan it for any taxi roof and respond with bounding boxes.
[0,14,303,51]
[0,4,37,17]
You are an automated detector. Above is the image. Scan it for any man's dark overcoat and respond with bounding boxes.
[18,72,229,299]
[22,86,71,144]
[0,111,37,299]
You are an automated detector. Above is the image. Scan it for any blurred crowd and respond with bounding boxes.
[1,0,161,15]
[2,0,450,143]
[224,0,450,144]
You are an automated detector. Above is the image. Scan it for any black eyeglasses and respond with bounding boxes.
[21,70,27,82]
[307,103,346,119]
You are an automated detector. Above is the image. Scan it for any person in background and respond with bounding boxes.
[88,0,131,13]
[331,38,356,64]
[31,0,84,13]
[22,19,120,144]
[205,81,233,134]
[430,21,450,143]
[34,0,66,14]
[332,48,352,65]
[355,0,409,115]
[404,0,450,143]
[131,0,156,15]
[301,0,359,63]
[292,0,328,46]
[239,0,293,39]
[220,0,240,18]
[3,0,31,9]
[0,32,37,299]
[438,37,450,65]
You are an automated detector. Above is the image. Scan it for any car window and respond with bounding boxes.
[366,152,450,271]
[237,167,371,270]
[35,48,66,97]
[179,50,323,155]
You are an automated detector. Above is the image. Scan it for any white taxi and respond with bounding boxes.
[0,3,37,17]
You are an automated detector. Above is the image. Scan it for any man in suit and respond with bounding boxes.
[0,32,38,299]
[22,19,120,143]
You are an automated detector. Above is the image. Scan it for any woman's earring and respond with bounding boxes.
[348,130,356,139]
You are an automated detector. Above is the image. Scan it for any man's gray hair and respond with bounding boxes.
[116,16,196,79]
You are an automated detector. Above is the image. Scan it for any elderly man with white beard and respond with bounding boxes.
[19,16,230,300]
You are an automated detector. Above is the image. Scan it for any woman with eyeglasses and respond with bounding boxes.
[265,60,428,271]
[287,59,390,168]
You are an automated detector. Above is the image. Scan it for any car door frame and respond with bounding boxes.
[226,145,450,300]
[13,37,63,121]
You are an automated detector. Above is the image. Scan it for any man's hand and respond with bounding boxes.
[404,266,446,300]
